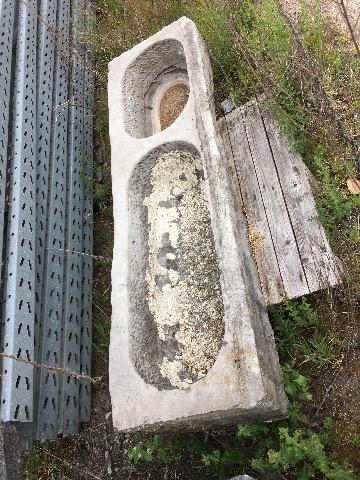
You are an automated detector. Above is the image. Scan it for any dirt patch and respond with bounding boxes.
[282,0,360,37]
[159,83,189,131]
[309,246,360,473]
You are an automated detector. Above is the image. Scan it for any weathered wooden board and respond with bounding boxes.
[220,111,286,305]
[258,102,339,290]
[220,97,340,305]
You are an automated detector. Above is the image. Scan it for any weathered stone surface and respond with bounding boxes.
[0,423,21,480]
[230,476,257,480]
[221,97,236,115]
[108,16,287,432]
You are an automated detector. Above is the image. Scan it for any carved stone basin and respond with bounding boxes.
[108,17,287,432]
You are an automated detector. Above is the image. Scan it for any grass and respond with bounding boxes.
[23,449,59,480]
[298,332,342,369]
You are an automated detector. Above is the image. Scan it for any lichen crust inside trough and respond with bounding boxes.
[131,149,225,390]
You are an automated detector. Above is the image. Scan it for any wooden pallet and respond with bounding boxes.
[219,97,340,305]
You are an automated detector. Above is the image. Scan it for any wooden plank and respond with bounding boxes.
[242,99,309,299]
[258,100,340,289]
[221,108,286,304]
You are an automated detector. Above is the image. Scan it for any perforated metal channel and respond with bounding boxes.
[35,0,94,441]
[0,0,94,441]
[58,0,85,437]
[0,0,16,286]
[35,0,69,441]
[37,0,69,439]
[0,0,38,422]
[34,0,58,378]
[79,0,94,423]
[34,0,58,382]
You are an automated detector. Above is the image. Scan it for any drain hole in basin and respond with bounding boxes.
[159,83,189,131]
[128,142,225,391]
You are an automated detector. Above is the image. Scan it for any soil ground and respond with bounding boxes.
[159,84,190,131]
[283,0,360,35]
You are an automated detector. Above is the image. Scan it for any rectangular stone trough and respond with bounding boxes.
[108,17,287,431]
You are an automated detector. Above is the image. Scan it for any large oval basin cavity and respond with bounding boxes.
[128,143,225,390]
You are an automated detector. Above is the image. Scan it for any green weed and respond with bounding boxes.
[23,450,59,480]
[252,427,355,480]
[350,433,360,447]
[128,434,206,466]
[94,320,110,351]
[282,364,312,402]
[269,298,319,359]
[346,225,360,245]
[298,333,341,369]
[312,146,359,237]
[127,367,355,480]
[269,297,343,371]
[128,435,181,464]
[23,453,42,478]
[93,181,112,206]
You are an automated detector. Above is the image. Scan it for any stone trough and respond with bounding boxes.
[108,17,287,432]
